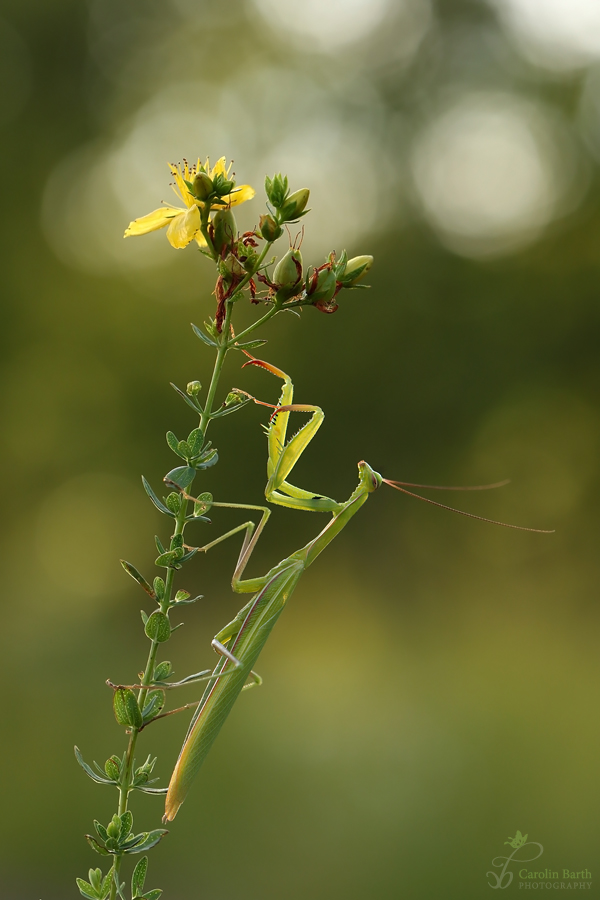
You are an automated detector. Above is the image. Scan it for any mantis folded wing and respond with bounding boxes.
[164,358,382,821]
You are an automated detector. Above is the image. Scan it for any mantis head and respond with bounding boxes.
[358,461,383,492]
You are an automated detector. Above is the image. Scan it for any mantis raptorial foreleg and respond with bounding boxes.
[242,357,343,513]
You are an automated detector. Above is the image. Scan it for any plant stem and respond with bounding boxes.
[107,233,280,900]
[228,304,280,345]
[108,494,190,900]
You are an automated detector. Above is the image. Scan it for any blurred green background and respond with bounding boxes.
[2,0,600,897]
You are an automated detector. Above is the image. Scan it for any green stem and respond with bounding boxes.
[199,205,217,260]
[228,304,280,345]
[107,232,280,900]
[108,495,190,900]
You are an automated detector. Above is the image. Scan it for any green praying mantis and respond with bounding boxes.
[163,356,552,822]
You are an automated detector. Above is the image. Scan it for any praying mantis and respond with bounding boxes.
[163,356,550,821]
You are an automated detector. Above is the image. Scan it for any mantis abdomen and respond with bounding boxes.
[164,562,303,820]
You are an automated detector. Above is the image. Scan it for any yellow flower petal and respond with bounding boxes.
[168,163,197,209]
[221,184,256,208]
[166,205,201,249]
[194,231,208,248]
[124,206,182,237]
[210,157,230,179]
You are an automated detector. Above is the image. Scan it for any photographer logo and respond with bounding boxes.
[487,832,592,890]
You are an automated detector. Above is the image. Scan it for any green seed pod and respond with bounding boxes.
[113,689,143,729]
[306,266,337,304]
[145,611,171,643]
[338,255,373,286]
[280,188,310,222]
[259,214,283,242]
[192,171,213,201]
[273,247,303,301]
[186,380,202,396]
[212,209,237,255]
[104,756,121,781]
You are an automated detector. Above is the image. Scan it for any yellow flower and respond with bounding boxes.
[124,157,255,249]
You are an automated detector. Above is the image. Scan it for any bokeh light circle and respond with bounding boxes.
[410,93,584,258]
[251,0,391,52]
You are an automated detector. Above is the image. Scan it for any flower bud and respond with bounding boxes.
[259,214,283,242]
[339,255,373,286]
[225,389,245,407]
[212,209,237,255]
[186,380,202,396]
[107,815,121,839]
[192,171,213,201]
[306,265,337,305]
[280,188,310,222]
[265,173,289,208]
[213,175,235,197]
[273,248,303,300]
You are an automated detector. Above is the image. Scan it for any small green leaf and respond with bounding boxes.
[145,612,171,643]
[94,821,109,842]
[120,560,156,599]
[133,784,168,796]
[232,338,268,350]
[164,466,196,490]
[177,547,198,565]
[191,321,217,347]
[171,533,184,550]
[100,869,114,899]
[89,868,103,892]
[142,690,165,722]
[113,689,143,729]
[195,449,218,470]
[74,747,116,785]
[153,660,172,681]
[155,535,166,555]
[76,878,97,900]
[173,592,201,606]
[142,477,175,518]
[140,610,148,626]
[166,432,179,453]
[153,577,165,600]
[119,811,133,843]
[131,857,148,898]
[86,835,110,857]
[123,829,168,855]
[194,491,213,516]
[142,891,163,900]
[170,382,203,414]
[154,550,181,568]
[165,492,181,514]
[104,757,120,781]
[174,590,190,602]
[187,427,204,456]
